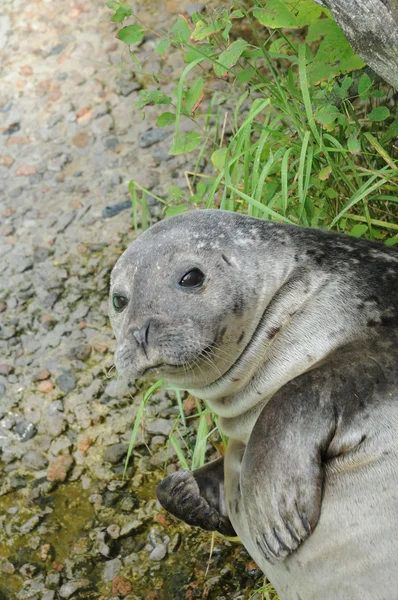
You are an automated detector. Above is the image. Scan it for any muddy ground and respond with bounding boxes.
[0,1,266,598]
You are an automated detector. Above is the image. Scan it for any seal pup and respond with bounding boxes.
[109,209,398,600]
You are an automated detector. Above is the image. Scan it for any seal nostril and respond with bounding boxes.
[132,320,151,357]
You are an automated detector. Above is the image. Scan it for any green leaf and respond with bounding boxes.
[318,166,332,181]
[169,131,201,154]
[341,76,353,90]
[214,39,249,77]
[156,111,176,127]
[170,15,191,44]
[106,1,120,10]
[165,205,188,218]
[117,24,144,44]
[381,117,398,144]
[315,103,340,126]
[135,90,172,110]
[184,43,214,63]
[211,147,227,171]
[191,18,225,41]
[237,69,254,83]
[185,77,204,115]
[368,106,390,122]
[111,4,133,22]
[253,3,300,29]
[350,224,368,237]
[358,73,372,99]
[325,187,337,199]
[347,135,361,154]
[156,39,171,57]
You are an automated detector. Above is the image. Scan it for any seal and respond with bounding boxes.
[109,209,398,600]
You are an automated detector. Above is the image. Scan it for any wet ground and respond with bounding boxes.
[0,1,267,598]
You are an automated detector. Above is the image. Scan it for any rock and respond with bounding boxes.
[0,560,15,574]
[139,128,170,148]
[111,576,132,597]
[72,132,89,148]
[47,454,74,482]
[37,380,55,393]
[103,558,122,582]
[0,363,14,375]
[22,450,48,470]
[106,524,120,539]
[55,370,77,393]
[120,520,143,537]
[149,541,168,561]
[16,165,36,176]
[102,200,131,219]
[19,514,43,535]
[14,419,37,442]
[146,418,172,436]
[91,114,113,136]
[32,369,51,382]
[59,579,90,599]
[47,153,70,172]
[103,443,129,464]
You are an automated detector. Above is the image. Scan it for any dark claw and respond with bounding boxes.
[286,520,301,544]
[262,533,278,558]
[256,537,272,563]
[300,512,311,535]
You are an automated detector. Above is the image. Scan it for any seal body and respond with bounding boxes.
[109,210,398,600]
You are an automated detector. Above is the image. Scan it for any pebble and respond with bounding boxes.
[149,537,170,562]
[146,418,173,436]
[37,380,55,393]
[22,450,49,470]
[14,419,37,442]
[103,443,129,464]
[47,454,74,482]
[55,370,77,393]
[139,128,170,148]
[103,557,122,581]
[59,579,90,599]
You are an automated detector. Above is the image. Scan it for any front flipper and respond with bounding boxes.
[241,374,336,563]
[156,458,236,537]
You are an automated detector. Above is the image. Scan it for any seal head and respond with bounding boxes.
[109,210,292,390]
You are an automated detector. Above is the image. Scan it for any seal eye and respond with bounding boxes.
[179,268,205,289]
[112,294,128,312]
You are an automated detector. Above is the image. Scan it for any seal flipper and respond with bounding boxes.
[156,458,236,537]
[241,376,336,562]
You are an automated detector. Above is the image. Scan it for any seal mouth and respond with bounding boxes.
[142,363,181,376]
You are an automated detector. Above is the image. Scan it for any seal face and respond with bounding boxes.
[110,210,398,600]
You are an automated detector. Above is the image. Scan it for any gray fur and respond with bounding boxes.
[110,210,398,600]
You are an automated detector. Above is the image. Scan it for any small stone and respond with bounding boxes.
[139,128,170,149]
[77,436,92,452]
[1,155,14,167]
[55,370,77,393]
[103,443,129,464]
[20,65,33,76]
[146,418,173,436]
[103,558,121,582]
[0,560,15,574]
[33,369,51,382]
[120,520,143,536]
[43,592,55,600]
[106,524,120,539]
[0,363,14,375]
[47,153,70,172]
[16,165,36,176]
[22,450,48,470]
[50,43,66,55]
[59,579,90,599]
[112,576,132,597]
[47,454,74,482]
[19,514,42,534]
[48,113,63,128]
[91,114,113,136]
[149,542,168,561]
[19,563,37,578]
[37,380,55,393]
[76,107,93,124]
[0,300,6,312]
[14,419,37,442]
[72,132,89,148]
[74,344,91,361]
